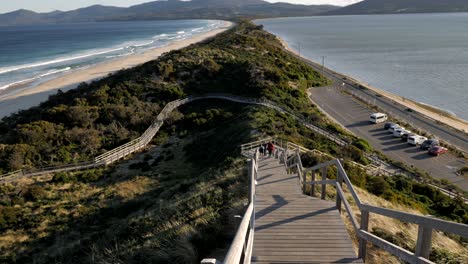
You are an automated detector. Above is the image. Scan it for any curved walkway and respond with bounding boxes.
[0,94,345,183]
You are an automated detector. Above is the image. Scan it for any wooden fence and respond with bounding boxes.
[285,150,468,264]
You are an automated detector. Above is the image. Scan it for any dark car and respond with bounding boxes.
[428,146,448,156]
[420,139,439,150]
[384,122,396,130]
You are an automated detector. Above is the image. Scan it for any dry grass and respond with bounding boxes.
[113,176,157,201]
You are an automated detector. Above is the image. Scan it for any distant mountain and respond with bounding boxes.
[326,0,468,15]
[0,0,339,26]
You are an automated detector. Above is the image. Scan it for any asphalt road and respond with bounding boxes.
[294,54,468,153]
[309,86,468,191]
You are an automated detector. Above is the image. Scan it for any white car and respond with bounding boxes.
[393,129,410,138]
[408,135,428,145]
[370,113,388,124]
[388,124,403,133]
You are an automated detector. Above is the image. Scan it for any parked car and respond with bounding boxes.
[408,135,427,145]
[420,139,439,150]
[370,113,388,124]
[393,128,410,138]
[428,145,448,156]
[384,122,396,130]
[401,131,413,141]
[389,124,403,134]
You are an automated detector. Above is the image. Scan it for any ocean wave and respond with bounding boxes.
[39,67,71,77]
[106,48,135,59]
[133,40,155,47]
[177,31,185,34]
[0,47,124,75]
[191,27,204,32]
[0,67,72,91]
[153,33,168,39]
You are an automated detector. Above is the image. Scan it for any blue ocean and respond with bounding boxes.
[0,20,222,91]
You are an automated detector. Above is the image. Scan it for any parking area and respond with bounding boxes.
[309,86,468,191]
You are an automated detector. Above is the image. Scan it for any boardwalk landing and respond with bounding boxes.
[252,156,363,263]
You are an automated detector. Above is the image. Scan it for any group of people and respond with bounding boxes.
[259,142,275,157]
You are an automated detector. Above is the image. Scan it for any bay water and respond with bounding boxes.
[256,13,468,120]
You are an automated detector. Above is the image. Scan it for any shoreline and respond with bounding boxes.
[0,21,234,118]
[276,36,468,133]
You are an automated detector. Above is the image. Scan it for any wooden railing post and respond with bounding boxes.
[321,166,327,200]
[415,225,432,260]
[336,169,343,212]
[311,170,316,197]
[359,210,369,261]
[302,169,307,194]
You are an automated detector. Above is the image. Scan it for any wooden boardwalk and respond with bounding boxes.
[251,156,363,263]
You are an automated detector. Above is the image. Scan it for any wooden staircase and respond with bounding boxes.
[251,156,362,263]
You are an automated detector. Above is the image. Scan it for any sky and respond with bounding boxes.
[0,0,362,14]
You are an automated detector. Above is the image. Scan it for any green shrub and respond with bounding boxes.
[23,185,47,202]
[78,169,104,182]
[352,138,372,152]
[52,172,76,183]
[367,176,390,196]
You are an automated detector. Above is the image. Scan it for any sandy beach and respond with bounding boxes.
[277,37,468,133]
[0,21,233,118]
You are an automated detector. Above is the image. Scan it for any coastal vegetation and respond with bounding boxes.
[0,21,466,264]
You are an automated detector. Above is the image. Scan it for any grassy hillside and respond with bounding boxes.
[0,21,466,263]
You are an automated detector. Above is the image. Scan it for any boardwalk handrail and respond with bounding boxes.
[285,144,468,264]
[2,94,346,183]
[202,144,289,264]
[219,150,259,264]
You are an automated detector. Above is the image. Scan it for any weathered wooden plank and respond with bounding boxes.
[251,157,360,264]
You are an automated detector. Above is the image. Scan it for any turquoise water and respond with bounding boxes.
[0,20,222,92]
[256,13,468,120]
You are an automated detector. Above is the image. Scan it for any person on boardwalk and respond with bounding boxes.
[267,142,274,157]
[259,145,265,156]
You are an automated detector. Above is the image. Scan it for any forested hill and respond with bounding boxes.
[0,0,338,26]
[326,0,468,15]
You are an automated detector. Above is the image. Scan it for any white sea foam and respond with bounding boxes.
[0,67,72,91]
[177,31,185,34]
[133,40,155,47]
[153,33,168,39]
[106,48,136,59]
[0,47,124,75]
[191,27,204,32]
[0,77,37,91]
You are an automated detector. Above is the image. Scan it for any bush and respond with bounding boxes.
[0,206,19,229]
[367,176,390,196]
[129,161,151,172]
[52,172,76,183]
[23,185,47,202]
[300,152,325,168]
[78,169,104,182]
[352,138,372,152]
